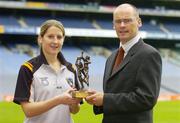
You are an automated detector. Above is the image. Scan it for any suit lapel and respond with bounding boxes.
[104,50,118,81]
[111,53,131,77]
[106,39,144,82]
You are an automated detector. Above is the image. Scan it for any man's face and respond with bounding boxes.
[113,6,142,44]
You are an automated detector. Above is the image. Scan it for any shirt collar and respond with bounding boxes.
[120,33,141,54]
[60,64,66,71]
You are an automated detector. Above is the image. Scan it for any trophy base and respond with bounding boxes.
[72,90,89,98]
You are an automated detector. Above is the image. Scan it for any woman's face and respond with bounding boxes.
[39,26,64,56]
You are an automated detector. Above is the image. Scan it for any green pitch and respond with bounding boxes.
[0,101,180,123]
[154,100,180,123]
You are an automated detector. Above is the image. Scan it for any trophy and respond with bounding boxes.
[72,52,91,98]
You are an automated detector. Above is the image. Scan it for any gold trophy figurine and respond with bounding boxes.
[73,52,91,98]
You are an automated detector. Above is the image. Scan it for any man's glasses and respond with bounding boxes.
[113,18,134,25]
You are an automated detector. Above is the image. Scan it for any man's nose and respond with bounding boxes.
[119,21,126,26]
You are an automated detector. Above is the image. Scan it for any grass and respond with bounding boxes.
[72,102,102,123]
[0,102,25,122]
[0,101,180,123]
[154,101,180,123]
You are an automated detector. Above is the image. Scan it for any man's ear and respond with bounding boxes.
[138,18,142,27]
[113,21,115,29]
[113,25,115,29]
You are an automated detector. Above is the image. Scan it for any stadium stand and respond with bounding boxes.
[0,0,180,102]
[163,22,180,33]
[161,58,180,94]
[0,15,20,26]
[23,16,95,29]
[95,19,113,29]
[0,45,31,100]
[141,21,163,33]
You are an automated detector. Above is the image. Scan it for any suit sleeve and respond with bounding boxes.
[103,50,162,114]
[93,106,103,115]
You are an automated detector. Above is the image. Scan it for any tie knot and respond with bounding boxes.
[119,47,124,54]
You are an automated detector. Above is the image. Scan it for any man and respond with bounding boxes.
[86,3,162,123]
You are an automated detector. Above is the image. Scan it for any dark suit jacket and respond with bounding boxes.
[94,39,162,123]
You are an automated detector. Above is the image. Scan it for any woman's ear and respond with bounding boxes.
[37,35,42,46]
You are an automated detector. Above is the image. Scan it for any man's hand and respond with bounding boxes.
[85,89,104,106]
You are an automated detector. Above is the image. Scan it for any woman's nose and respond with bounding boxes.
[53,37,59,43]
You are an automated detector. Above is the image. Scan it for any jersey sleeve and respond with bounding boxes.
[13,62,33,104]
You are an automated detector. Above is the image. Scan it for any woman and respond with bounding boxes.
[13,19,81,123]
